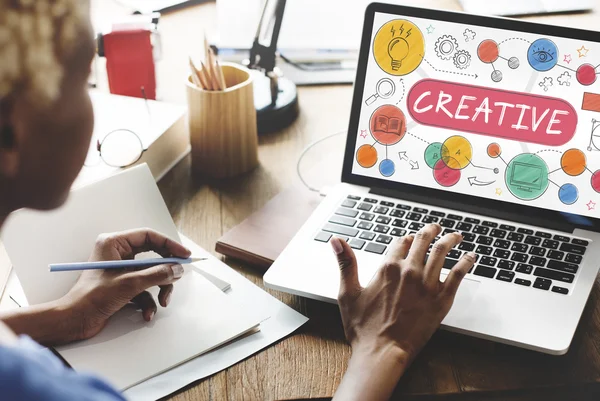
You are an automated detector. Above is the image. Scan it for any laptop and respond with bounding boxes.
[264,3,600,355]
[459,0,594,17]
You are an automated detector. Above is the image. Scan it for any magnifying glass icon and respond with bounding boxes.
[365,78,396,106]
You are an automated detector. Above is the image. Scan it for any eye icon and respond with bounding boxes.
[527,38,559,72]
[532,49,554,63]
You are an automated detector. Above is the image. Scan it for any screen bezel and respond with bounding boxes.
[341,2,600,232]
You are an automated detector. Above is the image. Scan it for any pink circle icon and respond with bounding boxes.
[592,170,600,193]
[577,63,597,86]
[433,159,461,187]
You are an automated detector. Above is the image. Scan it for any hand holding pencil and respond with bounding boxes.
[189,34,227,91]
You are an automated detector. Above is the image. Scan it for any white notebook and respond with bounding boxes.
[1,164,267,390]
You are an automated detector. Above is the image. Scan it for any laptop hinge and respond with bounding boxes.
[370,187,575,233]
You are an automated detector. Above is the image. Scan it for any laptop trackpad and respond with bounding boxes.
[442,276,480,325]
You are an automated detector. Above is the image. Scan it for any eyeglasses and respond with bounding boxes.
[84,129,146,168]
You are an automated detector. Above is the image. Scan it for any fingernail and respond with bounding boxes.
[171,264,184,279]
[330,238,344,255]
[467,252,476,259]
[165,291,172,306]
[149,310,155,321]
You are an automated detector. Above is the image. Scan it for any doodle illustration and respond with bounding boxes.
[527,38,558,72]
[539,77,553,92]
[463,28,476,42]
[373,19,425,76]
[578,45,589,58]
[435,35,458,60]
[558,71,572,86]
[478,39,520,82]
[365,78,396,106]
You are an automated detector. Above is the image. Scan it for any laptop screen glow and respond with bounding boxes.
[352,11,600,218]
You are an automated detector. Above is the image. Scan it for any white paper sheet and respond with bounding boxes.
[124,234,309,401]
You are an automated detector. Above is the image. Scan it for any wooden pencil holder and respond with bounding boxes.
[186,62,259,179]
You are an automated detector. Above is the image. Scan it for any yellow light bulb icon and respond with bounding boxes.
[373,19,425,76]
[387,37,409,71]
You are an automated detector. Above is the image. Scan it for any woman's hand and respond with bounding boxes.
[62,228,192,341]
[0,228,191,346]
[331,224,476,401]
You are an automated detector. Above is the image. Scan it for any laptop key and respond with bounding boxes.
[515,278,532,287]
[323,223,359,237]
[376,235,393,245]
[374,206,389,215]
[365,242,386,254]
[390,209,405,218]
[511,252,528,262]
[507,232,524,242]
[493,249,510,259]
[430,211,445,217]
[565,253,582,264]
[473,226,489,235]
[414,207,428,214]
[314,232,332,243]
[547,260,579,274]
[498,260,515,270]
[347,195,361,200]
[552,286,569,295]
[490,229,507,239]
[341,199,357,208]
[336,207,358,218]
[359,213,375,221]
[525,236,542,246]
[357,221,373,230]
[572,239,589,246]
[529,247,546,257]
[516,263,533,274]
[529,256,547,267]
[494,239,510,249]
[542,239,559,250]
[409,222,425,231]
[396,204,411,210]
[447,214,463,221]
[442,229,458,235]
[380,201,395,207]
[533,278,552,291]
[440,219,456,228]
[364,198,378,204]
[499,224,516,231]
[456,222,473,231]
[517,228,534,235]
[333,235,349,242]
[329,215,357,227]
[390,228,407,237]
[458,242,476,251]
[559,243,586,256]
[534,267,574,283]
[547,250,565,260]
[448,249,462,259]
[511,243,528,253]
[535,231,552,239]
[462,233,476,242]
[392,219,408,228]
[406,213,422,221]
[359,231,376,241]
[496,270,515,282]
[422,215,439,224]
[476,236,493,245]
[474,265,497,278]
[482,221,498,228]
[465,217,480,224]
[480,256,497,267]
[349,239,366,250]
[554,235,570,242]
[376,216,391,224]
[374,225,390,234]
[357,203,373,211]
[476,245,493,255]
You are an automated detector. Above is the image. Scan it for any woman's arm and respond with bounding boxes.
[331,224,476,401]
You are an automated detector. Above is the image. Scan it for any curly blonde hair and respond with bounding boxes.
[0,0,90,106]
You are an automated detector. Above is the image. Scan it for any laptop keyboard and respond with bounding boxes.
[314,195,591,296]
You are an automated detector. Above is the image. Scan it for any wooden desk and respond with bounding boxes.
[89,2,600,400]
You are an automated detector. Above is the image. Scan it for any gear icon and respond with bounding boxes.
[453,49,471,69]
[435,35,458,60]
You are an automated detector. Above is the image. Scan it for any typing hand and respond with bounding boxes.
[331,224,476,401]
[62,228,191,341]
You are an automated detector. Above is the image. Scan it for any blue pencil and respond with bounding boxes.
[49,257,207,272]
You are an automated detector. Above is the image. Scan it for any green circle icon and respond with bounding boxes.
[425,142,443,169]
[505,153,549,201]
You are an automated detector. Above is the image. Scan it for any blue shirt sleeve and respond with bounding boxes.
[0,336,126,401]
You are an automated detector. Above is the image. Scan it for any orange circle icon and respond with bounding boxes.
[561,148,587,176]
[487,143,501,158]
[370,105,407,146]
[356,145,378,168]
[478,39,499,64]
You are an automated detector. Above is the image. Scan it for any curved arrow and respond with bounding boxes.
[468,177,495,187]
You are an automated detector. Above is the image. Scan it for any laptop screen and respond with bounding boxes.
[349,8,600,223]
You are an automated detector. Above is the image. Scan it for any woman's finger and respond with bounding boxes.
[383,235,414,265]
[110,229,191,258]
[424,232,462,285]
[158,284,174,307]
[131,291,157,321]
[407,224,442,266]
[443,252,477,299]
[121,264,184,296]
